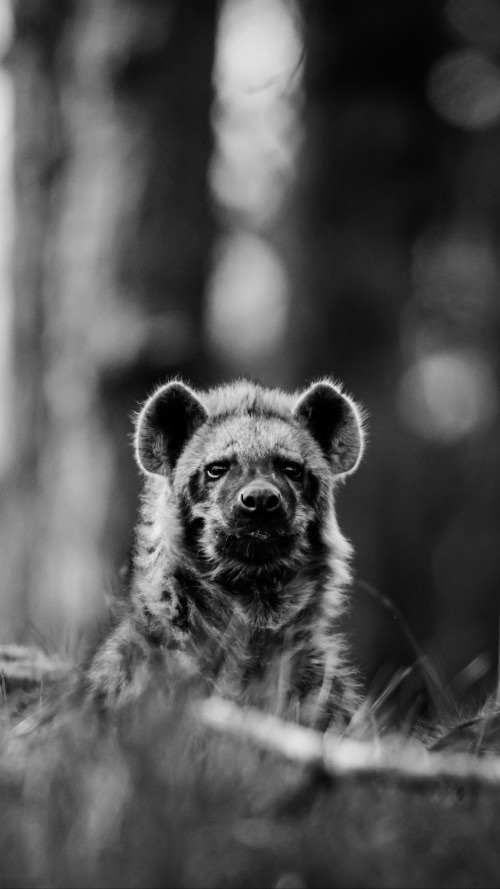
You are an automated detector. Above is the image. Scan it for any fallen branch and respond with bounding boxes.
[199,697,500,789]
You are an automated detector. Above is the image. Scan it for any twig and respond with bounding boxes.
[199,697,500,789]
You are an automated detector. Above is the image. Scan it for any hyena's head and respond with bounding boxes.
[135,379,365,587]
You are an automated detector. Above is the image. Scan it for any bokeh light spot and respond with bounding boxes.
[412,226,496,321]
[446,0,500,53]
[399,349,498,443]
[206,232,288,367]
[428,50,500,130]
[211,0,303,226]
[215,0,302,99]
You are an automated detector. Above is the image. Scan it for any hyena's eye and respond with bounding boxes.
[205,462,230,480]
[281,462,304,481]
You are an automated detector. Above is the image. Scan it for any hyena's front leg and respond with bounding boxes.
[84,618,155,708]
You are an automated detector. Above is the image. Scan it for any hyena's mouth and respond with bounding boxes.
[218,526,295,565]
[245,529,271,541]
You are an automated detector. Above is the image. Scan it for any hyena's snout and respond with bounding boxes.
[236,480,283,518]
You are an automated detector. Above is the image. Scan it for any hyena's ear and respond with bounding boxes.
[293,381,364,476]
[135,381,208,476]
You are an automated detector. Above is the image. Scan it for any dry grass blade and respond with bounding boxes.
[356,578,459,717]
[0,644,71,689]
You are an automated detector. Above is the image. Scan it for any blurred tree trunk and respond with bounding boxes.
[3,0,218,647]
[294,1,449,702]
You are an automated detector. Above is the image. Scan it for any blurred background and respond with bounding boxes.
[1,0,500,717]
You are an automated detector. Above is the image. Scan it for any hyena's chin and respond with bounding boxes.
[214,525,297,567]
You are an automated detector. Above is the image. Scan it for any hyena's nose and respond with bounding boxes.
[238,483,282,516]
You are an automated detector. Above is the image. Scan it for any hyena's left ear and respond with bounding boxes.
[135,381,208,476]
[293,381,365,476]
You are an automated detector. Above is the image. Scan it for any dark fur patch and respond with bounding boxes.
[187,472,204,503]
[178,497,205,553]
[171,593,191,635]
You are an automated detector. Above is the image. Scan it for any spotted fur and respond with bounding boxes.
[86,378,366,729]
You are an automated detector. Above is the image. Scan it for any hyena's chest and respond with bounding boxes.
[155,565,329,692]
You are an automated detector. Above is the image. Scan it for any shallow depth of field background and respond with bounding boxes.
[1,0,500,714]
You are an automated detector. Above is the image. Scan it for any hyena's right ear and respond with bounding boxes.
[135,381,208,476]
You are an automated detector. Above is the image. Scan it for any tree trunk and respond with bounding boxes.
[5,0,218,648]
[295,0,449,700]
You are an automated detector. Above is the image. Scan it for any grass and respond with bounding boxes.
[2,663,500,888]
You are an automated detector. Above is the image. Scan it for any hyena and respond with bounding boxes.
[86,378,365,729]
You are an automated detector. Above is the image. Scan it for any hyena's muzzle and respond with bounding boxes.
[213,465,299,566]
[237,478,282,518]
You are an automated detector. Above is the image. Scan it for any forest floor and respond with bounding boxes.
[2,656,500,889]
